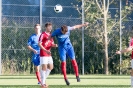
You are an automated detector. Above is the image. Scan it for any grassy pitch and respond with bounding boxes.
[0,75,130,88]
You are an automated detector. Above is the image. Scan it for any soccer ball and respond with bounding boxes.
[54,4,63,13]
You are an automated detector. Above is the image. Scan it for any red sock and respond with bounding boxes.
[35,71,41,82]
[61,61,67,80]
[71,59,79,77]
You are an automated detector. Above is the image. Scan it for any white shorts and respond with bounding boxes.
[40,56,53,65]
[131,59,133,69]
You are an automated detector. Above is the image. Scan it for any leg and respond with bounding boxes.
[41,64,47,85]
[61,61,67,80]
[35,66,41,84]
[131,69,133,87]
[61,61,70,85]
[67,46,80,82]
[40,57,48,88]
[71,59,80,82]
[45,57,54,79]
[59,47,70,85]
[33,54,41,84]
[131,59,133,87]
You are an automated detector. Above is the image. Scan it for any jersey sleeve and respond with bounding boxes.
[68,26,75,31]
[39,33,44,42]
[27,36,32,46]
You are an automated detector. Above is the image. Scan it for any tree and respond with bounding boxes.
[77,0,133,75]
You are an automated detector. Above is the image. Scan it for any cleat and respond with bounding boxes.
[38,82,41,85]
[65,79,70,86]
[40,84,48,88]
[76,76,80,82]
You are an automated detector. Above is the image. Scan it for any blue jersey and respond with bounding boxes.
[51,26,73,46]
[51,26,75,61]
[27,34,40,53]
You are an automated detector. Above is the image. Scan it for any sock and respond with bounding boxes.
[35,71,41,83]
[41,70,46,85]
[71,59,79,77]
[45,69,51,79]
[131,76,133,87]
[61,61,67,80]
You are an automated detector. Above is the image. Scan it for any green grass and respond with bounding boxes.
[0,75,131,88]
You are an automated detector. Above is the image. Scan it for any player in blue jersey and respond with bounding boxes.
[27,24,41,84]
[50,22,89,85]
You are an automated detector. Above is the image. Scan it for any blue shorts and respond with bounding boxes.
[58,43,75,61]
[32,54,40,66]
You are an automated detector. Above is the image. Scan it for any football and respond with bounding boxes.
[54,4,63,13]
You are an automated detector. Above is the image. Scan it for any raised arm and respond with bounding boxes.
[72,22,89,30]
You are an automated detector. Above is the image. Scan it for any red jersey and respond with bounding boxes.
[39,32,54,56]
[129,38,133,59]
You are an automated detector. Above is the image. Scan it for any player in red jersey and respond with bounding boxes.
[38,22,57,88]
[116,26,133,87]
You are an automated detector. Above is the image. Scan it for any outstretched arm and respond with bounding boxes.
[72,22,89,30]
[116,46,133,54]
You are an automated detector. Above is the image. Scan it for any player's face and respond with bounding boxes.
[34,26,41,34]
[61,28,68,34]
[61,30,66,34]
[46,25,52,32]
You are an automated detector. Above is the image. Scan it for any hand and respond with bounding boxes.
[84,22,89,26]
[52,44,58,47]
[45,50,51,54]
[33,50,38,54]
[116,51,121,54]
[55,44,58,47]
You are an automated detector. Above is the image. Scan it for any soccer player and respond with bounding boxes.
[50,22,89,85]
[38,22,57,88]
[116,26,133,87]
[27,24,41,84]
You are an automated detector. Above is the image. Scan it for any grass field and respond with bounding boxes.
[0,75,131,88]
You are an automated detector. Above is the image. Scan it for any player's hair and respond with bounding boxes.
[45,22,52,27]
[34,24,40,28]
[61,25,68,34]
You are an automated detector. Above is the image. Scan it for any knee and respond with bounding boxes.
[35,66,39,72]
[42,65,47,71]
[48,64,54,70]
[131,69,133,76]
[49,67,53,70]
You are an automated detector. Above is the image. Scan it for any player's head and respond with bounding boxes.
[61,25,68,34]
[45,22,52,32]
[34,24,41,34]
